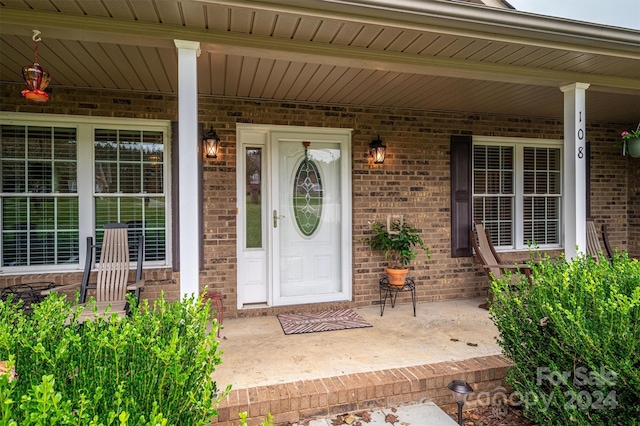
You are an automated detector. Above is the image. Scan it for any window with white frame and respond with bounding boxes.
[0,113,171,271]
[473,137,562,250]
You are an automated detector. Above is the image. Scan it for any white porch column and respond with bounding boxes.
[560,82,590,260]
[174,39,201,299]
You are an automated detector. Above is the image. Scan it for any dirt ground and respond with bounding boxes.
[456,404,536,426]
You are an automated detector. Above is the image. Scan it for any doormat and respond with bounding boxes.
[277,309,372,335]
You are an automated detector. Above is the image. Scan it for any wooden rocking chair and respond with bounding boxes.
[586,219,614,263]
[470,221,532,310]
[43,223,145,322]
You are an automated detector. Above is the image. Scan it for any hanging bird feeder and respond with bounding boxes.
[22,30,51,103]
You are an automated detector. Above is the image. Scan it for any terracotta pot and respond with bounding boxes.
[625,137,640,158]
[386,267,409,287]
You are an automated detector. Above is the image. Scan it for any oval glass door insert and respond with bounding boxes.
[293,159,322,236]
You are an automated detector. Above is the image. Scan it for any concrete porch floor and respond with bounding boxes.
[212,297,512,425]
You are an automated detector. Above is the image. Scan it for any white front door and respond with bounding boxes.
[236,125,352,308]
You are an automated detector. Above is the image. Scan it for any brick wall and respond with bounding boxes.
[629,160,640,258]
[1,84,633,317]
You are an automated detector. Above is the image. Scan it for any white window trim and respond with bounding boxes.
[0,112,172,274]
[473,136,564,251]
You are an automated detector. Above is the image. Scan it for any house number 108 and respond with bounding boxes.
[577,111,584,159]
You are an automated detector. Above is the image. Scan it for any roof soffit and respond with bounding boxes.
[1,7,638,95]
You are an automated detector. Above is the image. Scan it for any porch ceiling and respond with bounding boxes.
[1,0,639,123]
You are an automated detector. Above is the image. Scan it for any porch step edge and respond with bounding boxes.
[212,354,513,426]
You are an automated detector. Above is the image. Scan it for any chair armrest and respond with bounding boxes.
[126,279,145,291]
[41,282,81,296]
[484,263,532,272]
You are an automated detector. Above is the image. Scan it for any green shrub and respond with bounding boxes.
[0,292,230,425]
[490,251,640,425]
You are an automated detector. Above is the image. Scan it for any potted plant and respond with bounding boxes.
[361,218,430,287]
[621,127,640,158]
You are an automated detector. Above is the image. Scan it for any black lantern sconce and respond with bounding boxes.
[203,126,221,159]
[369,134,386,164]
[447,380,473,425]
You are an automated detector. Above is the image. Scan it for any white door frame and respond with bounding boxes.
[236,124,352,309]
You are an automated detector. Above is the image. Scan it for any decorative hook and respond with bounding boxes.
[302,141,310,163]
[32,30,42,42]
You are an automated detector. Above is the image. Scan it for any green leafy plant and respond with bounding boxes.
[0,291,230,425]
[360,219,430,269]
[490,251,640,425]
[238,412,274,426]
[621,129,640,140]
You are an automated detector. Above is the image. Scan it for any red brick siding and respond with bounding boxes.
[0,84,634,317]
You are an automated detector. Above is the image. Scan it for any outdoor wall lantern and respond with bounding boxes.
[203,126,221,158]
[22,30,51,104]
[447,379,474,425]
[369,134,386,164]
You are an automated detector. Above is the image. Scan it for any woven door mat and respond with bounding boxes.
[277,308,372,335]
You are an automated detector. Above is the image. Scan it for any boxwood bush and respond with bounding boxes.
[490,251,640,425]
[0,292,230,425]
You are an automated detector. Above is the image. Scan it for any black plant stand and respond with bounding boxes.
[379,277,416,317]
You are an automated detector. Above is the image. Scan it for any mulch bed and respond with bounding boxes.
[456,404,537,426]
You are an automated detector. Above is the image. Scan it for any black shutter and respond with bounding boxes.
[450,135,473,258]
[586,140,591,218]
[171,122,180,272]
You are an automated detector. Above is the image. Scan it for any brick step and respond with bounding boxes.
[213,354,512,425]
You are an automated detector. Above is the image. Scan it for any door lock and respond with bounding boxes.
[273,210,285,228]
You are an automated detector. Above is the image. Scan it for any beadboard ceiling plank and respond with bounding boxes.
[138,46,173,92]
[250,10,277,36]
[260,60,291,99]
[180,1,207,28]
[349,70,403,105]
[384,30,424,53]
[272,61,306,99]
[229,8,253,33]
[400,33,438,54]
[98,43,142,90]
[204,4,230,31]
[366,27,404,50]
[236,56,261,97]
[224,55,243,96]
[330,22,366,46]
[326,68,377,103]
[118,44,159,91]
[349,25,385,48]
[292,17,323,42]
[450,39,494,60]
[296,64,335,101]
[248,58,276,98]
[284,62,321,99]
[206,52,226,95]
[100,0,137,21]
[43,0,84,14]
[47,39,103,88]
[304,65,350,101]
[368,73,431,106]
[271,14,299,38]
[312,66,361,103]
[310,20,344,43]
[157,47,178,93]
[465,41,509,61]
[154,1,183,26]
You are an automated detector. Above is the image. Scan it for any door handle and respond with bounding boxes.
[273,210,284,228]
